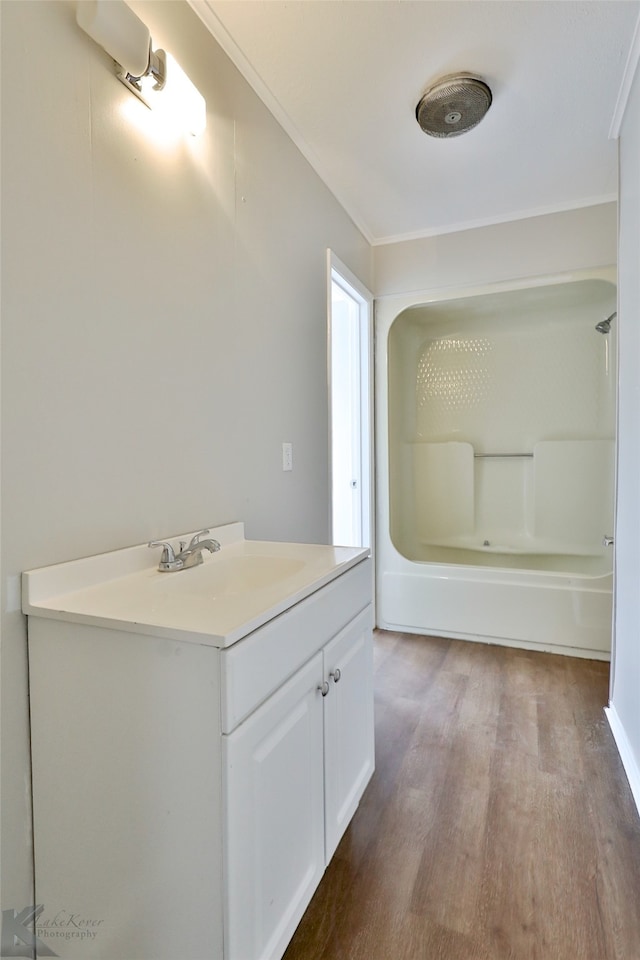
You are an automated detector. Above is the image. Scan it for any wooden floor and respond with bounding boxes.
[283,631,640,960]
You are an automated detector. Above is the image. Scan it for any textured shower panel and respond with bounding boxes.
[387,279,616,571]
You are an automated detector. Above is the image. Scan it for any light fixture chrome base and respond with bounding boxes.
[116,47,166,109]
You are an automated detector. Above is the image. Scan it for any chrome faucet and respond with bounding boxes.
[149,529,221,572]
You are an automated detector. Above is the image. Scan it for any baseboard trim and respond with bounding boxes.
[605,704,640,818]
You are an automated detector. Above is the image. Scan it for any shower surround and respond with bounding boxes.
[376,270,616,658]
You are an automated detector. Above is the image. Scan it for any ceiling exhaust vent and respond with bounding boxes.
[416,74,492,138]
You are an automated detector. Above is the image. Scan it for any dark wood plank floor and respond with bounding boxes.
[283,631,640,960]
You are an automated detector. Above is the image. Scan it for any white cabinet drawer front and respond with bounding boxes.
[221,558,371,733]
[323,607,375,861]
[223,653,325,960]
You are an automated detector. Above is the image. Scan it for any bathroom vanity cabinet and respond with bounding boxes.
[225,605,373,960]
[24,526,374,960]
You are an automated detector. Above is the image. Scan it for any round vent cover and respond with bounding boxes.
[416,74,492,138]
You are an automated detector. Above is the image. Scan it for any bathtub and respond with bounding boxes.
[376,269,617,659]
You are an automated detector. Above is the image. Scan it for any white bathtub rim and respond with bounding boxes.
[376,543,614,589]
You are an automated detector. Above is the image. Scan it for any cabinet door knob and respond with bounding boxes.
[317,680,330,697]
[329,668,341,684]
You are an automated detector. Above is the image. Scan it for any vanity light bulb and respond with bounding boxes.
[149,52,207,137]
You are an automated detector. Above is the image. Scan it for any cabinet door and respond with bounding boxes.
[323,606,375,862]
[224,652,325,960]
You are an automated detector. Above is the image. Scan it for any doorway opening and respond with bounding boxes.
[327,252,373,550]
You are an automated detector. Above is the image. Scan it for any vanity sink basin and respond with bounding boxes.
[22,522,370,648]
[153,554,306,598]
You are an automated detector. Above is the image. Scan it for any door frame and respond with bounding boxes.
[326,250,374,555]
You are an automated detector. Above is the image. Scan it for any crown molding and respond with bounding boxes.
[186,0,375,244]
[609,9,640,139]
[372,195,617,247]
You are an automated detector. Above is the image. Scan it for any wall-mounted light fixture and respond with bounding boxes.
[76,0,206,137]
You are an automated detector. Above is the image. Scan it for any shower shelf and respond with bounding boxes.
[474,452,533,459]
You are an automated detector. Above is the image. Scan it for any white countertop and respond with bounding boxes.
[22,523,370,647]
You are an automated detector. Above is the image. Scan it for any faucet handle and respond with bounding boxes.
[187,529,210,550]
[148,540,177,564]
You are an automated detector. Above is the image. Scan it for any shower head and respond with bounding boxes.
[595,311,616,334]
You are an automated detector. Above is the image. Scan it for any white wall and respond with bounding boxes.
[608,54,640,805]
[0,0,371,910]
[374,203,617,297]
